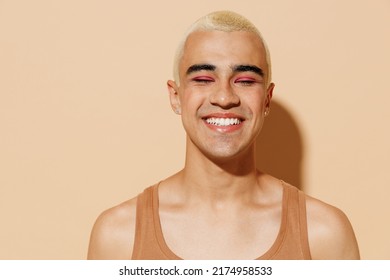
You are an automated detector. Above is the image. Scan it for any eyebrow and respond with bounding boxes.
[186,64,216,75]
[233,64,264,77]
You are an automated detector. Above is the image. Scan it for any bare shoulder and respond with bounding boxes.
[87,197,137,260]
[305,194,360,259]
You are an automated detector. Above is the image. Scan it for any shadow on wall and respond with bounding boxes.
[255,100,304,190]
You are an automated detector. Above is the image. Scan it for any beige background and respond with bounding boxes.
[0,0,389,259]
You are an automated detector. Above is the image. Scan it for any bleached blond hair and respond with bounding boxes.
[173,11,272,85]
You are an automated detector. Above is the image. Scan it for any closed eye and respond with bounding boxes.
[192,76,215,83]
[235,77,257,85]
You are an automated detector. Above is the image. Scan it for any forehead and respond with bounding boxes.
[180,30,267,73]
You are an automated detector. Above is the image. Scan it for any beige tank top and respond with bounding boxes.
[132,182,312,259]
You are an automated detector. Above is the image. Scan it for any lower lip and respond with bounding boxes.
[203,120,244,133]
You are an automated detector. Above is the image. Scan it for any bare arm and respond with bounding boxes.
[306,196,360,259]
[87,198,137,260]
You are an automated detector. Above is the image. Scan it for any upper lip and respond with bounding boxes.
[202,112,245,121]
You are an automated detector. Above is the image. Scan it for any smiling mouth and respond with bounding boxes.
[205,117,242,126]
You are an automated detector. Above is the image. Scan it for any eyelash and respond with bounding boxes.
[236,80,255,85]
[192,77,214,83]
[235,78,256,85]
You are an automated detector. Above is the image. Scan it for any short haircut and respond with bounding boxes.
[173,11,272,85]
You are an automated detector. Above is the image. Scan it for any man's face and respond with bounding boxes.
[168,30,274,162]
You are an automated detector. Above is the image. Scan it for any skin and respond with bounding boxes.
[87,30,360,260]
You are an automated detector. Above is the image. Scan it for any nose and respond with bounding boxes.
[209,82,240,109]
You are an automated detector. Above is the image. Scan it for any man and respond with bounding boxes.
[87,11,359,260]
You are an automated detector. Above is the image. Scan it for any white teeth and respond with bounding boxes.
[206,118,241,126]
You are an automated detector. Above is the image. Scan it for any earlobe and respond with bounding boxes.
[167,80,181,115]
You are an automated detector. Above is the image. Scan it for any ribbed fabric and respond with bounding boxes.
[131,182,312,260]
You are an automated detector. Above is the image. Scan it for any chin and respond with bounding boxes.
[188,136,254,163]
[204,145,251,163]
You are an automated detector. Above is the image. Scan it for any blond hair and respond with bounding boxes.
[173,11,272,85]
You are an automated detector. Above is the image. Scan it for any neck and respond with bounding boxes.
[178,140,260,202]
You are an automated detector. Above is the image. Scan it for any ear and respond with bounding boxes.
[167,80,181,115]
[265,82,275,109]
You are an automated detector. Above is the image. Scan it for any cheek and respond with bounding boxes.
[180,90,206,113]
[241,93,267,113]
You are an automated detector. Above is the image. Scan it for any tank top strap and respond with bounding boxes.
[132,184,170,259]
[297,188,311,259]
[278,181,311,259]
